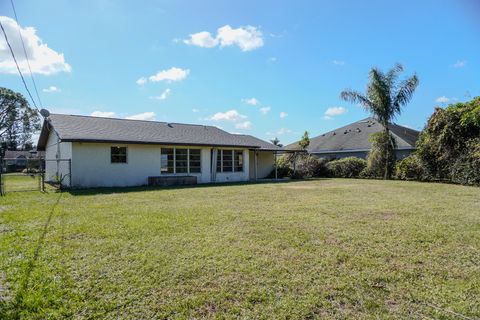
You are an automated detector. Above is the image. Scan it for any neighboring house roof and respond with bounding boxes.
[4,150,45,159]
[286,117,420,153]
[37,114,282,151]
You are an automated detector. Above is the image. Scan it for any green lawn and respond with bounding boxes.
[0,179,479,319]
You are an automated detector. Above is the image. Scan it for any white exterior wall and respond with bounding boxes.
[44,131,72,187]
[249,150,275,180]
[62,142,252,188]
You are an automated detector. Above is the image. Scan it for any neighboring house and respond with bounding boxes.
[3,150,45,172]
[287,117,419,159]
[37,114,282,188]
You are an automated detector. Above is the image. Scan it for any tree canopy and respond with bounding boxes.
[0,87,40,151]
[340,64,419,179]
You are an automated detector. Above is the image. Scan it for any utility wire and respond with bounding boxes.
[0,19,40,113]
[10,0,43,109]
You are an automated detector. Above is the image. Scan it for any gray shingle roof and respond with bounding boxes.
[286,117,419,153]
[37,114,281,150]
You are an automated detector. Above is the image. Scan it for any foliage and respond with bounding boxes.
[298,131,310,150]
[293,154,328,178]
[395,154,426,180]
[366,132,397,178]
[271,154,328,179]
[0,87,41,151]
[271,154,293,178]
[416,97,480,185]
[326,157,367,178]
[340,64,419,179]
[270,137,283,147]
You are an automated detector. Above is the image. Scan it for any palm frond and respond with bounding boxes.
[393,74,419,108]
[340,90,374,110]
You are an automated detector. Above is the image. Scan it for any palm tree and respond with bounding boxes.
[270,137,283,147]
[340,63,419,179]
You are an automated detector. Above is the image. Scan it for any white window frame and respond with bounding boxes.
[160,147,202,174]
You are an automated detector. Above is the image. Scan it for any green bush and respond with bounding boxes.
[294,155,328,178]
[326,157,367,178]
[366,131,396,178]
[416,96,480,185]
[395,155,426,180]
[450,139,480,186]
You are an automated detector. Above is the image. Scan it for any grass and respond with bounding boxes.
[0,179,479,319]
[1,173,41,193]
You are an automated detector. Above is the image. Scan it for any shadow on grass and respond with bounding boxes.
[0,192,63,319]
[66,178,332,196]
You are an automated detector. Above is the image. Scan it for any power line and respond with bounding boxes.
[0,19,40,113]
[10,0,43,109]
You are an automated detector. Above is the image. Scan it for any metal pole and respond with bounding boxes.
[68,159,72,189]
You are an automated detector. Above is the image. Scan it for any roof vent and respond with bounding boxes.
[332,132,336,136]
[356,128,361,132]
[166,123,173,128]
[344,130,348,134]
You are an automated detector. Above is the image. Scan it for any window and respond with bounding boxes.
[217,149,243,172]
[111,146,127,163]
[234,150,243,172]
[189,149,201,173]
[222,149,233,172]
[161,147,201,174]
[161,148,174,173]
[175,148,188,173]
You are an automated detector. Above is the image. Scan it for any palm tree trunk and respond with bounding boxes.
[384,126,390,180]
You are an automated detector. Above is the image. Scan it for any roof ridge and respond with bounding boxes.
[49,113,221,130]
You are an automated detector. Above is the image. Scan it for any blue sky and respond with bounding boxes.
[1,0,479,144]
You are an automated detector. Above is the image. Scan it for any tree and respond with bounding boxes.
[298,131,310,150]
[270,137,283,147]
[0,87,40,151]
[340,64,419,179]
[416,97,480,185]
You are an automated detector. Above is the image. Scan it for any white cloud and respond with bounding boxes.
[136,77,147,85]
[322,116,333,120]
[333,60,345,66]
[42,86,60,93]
[91,111,116,118]
[184,25,264,52]
[125,112,156,121]
[276,128,293,135]
[192,108,200,113]
[435,96,450,103]
[0,16,71,75]
[208,109,247,122]
[325,106,348,117]
[148,67,189,82]
[453,60,467,68]
[259,106,271,115]
[150,88,171,100]
[279,111,288,119]
[235,121,252,130]
[242,97,259,106]
[183,31,218,48]
[268,57,277,63]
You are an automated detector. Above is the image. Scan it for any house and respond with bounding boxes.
[36,114,283,188]
[287,117,419,159]
[3,150,45,172]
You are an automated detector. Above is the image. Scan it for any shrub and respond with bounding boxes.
[294,155,328,178]
[416,97,480,183]
[326,157,367,178]
[450,139,480,186]
[395,155,426,180]
[272,154,293,178]
[366,131,396,178]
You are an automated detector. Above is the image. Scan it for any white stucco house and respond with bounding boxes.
[37,114,283,188]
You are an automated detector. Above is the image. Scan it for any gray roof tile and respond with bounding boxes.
[37,114,281,150]
[287,117,419,153]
